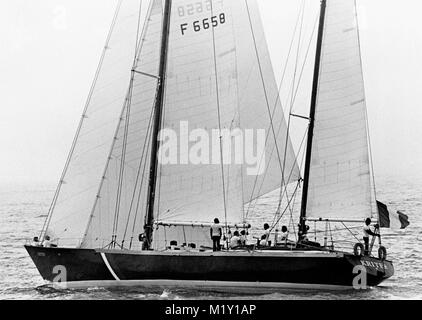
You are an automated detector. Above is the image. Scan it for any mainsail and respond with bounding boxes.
[305,0,377,221]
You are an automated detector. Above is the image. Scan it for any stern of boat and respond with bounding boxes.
[345,254,394,287]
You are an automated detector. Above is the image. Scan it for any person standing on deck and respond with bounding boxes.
[210,218,222,252]
[363,218,380,256]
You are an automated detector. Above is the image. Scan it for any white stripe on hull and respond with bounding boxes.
[100,252,121,281]
[47,279,353,292]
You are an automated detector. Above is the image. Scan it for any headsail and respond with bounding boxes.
[155,0,300,227]
[238,0,301,205]
[44,0,145,248]
[306,0,377,222]
[81,0,164,249]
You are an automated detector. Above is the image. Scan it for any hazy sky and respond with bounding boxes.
[1,0,421,186]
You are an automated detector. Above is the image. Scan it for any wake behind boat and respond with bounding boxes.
[26,0,395,291]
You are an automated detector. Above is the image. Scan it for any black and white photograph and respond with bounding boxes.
[0,0,420,305]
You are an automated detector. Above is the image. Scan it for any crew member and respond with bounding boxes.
[259,235,268,246]
[262,223,271,245]
[240,230,247,246]
[42,236,52,248]
[363,218,380,256]
[210,218,222,252]
[32,237,41,247]
[230,231,241,249]
[279,226,289,244]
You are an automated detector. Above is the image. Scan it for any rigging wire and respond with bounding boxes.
[244,3,317,222]
[112,84,133,247]
[81,0,150,247]
[276,0,306,216]
[134,0,144,58]
[269,127,308,232]
[129,122,153,248]
[272,11,319,219]
[244,0,285,180]
[270,125,308,242]
[288,13,319,113]
[126,0,163,247]
[210,0,229,239]
[154,71,168,246]
[121,0,165,246]
[354,0,379,222]
[286,127,309,243]
[266,181,301,235]
[228,17,246,223]
[243,0,304,219]
[41,0,124,241]
[342,222,363,244]
[122,85,156,247]
[246,9,319,220]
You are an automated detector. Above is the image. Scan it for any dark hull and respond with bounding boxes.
[25,245,394,290]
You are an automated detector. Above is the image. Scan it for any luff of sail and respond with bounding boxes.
[306,0,377,222]
[43,0,146,248]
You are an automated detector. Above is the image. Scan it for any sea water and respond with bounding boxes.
[0,175,421,300]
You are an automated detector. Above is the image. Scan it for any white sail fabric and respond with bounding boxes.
[81,0,163,249]
[237,0,301,205]
[306,0,376,221]
[155,0,300,227]
[45,0,145,248]
[46,0,301,249]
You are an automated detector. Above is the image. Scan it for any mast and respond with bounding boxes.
[144,0,172,250]
[299,0,327,237]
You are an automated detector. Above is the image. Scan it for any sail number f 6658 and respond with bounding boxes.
[180,13,226,35]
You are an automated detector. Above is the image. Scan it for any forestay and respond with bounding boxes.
[45,0,145,248]
[306,0,377,221]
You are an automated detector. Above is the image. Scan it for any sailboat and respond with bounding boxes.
[25,0,394,290]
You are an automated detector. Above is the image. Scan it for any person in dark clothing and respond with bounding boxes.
[210,218,222,252]
[363,218,380,256]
